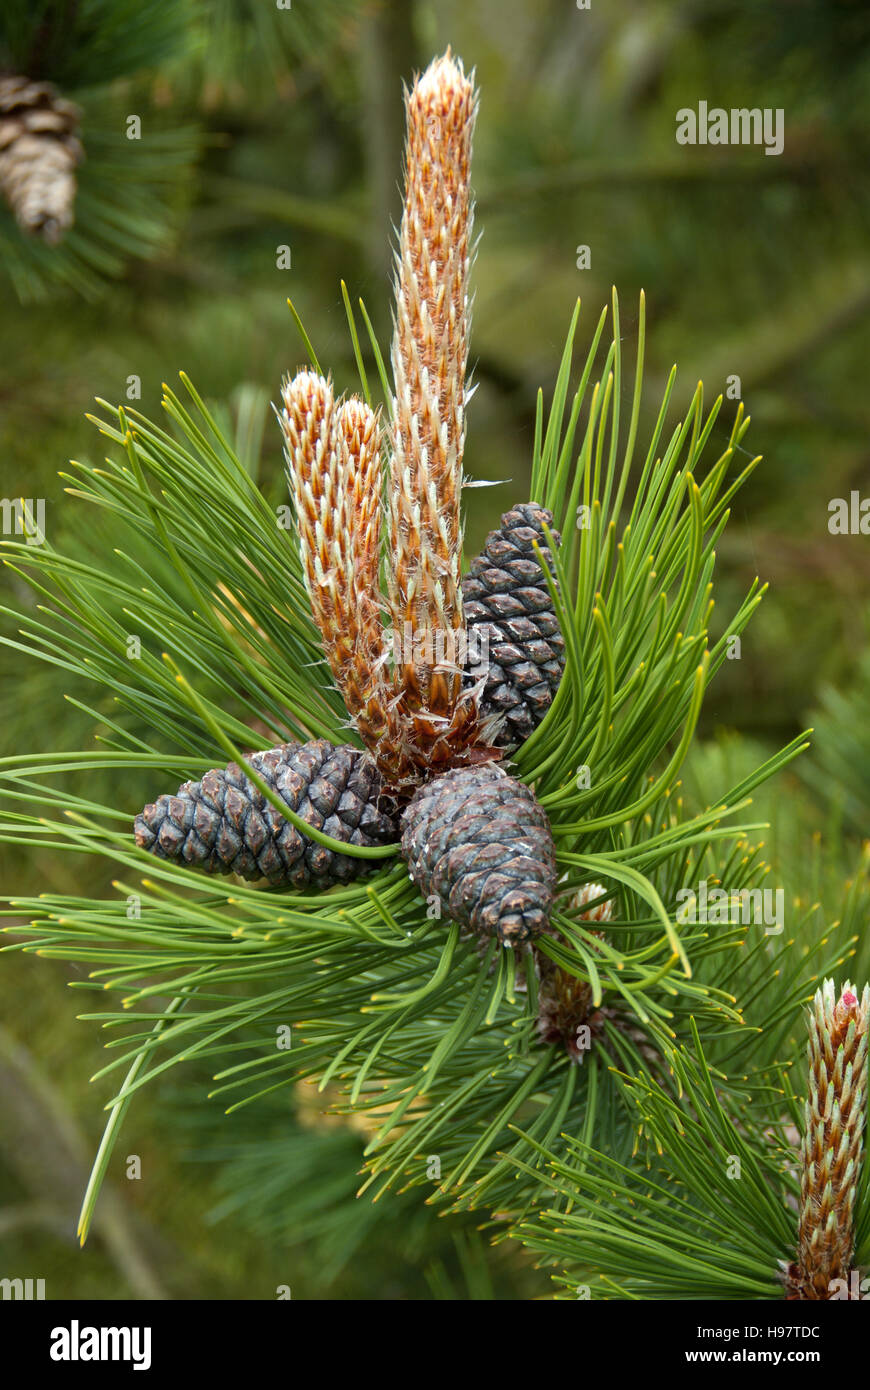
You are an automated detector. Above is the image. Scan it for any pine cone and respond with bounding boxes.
[0,76,82,243]
[785,980,869,1300]
[400,763,556,946]
[462,502,565,751]
[134,740,398,890]
[535,882,612,1061]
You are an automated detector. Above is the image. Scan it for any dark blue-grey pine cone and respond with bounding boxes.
[134,739,397,890]
[400,762,557,946]
[462,502,565,753]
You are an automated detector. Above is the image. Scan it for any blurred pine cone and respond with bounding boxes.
[134,739,397,890]
[0,76,82,243]
[400,762,556,946]
[462,502,565,751]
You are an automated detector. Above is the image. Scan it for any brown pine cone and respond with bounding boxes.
[462,502,565,752]
[134,739,398,890]
[400,762,556,946]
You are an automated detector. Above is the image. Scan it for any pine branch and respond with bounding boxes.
[0,41,853,1290]
[0,294,822,1230]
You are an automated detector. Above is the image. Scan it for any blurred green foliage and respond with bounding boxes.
[0,2,201,298]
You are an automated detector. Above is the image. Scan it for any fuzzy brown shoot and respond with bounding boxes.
[787,979,868,1299]
[279,370,392,752]
[388,49,477,724]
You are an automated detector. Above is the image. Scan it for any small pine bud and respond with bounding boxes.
[534,883,613,1061]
